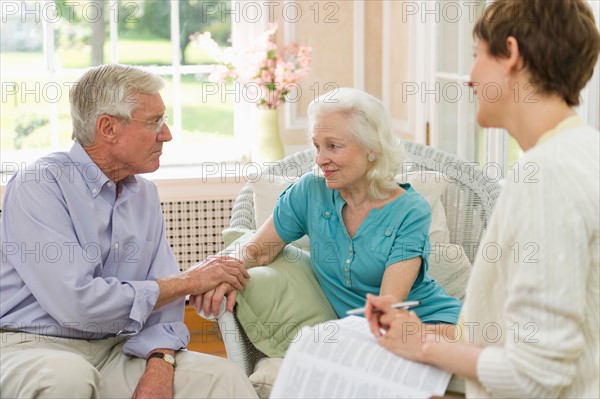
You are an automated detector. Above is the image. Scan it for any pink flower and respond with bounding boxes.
[191,24,312,109]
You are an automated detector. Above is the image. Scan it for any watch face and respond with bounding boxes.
[164,354,175,364]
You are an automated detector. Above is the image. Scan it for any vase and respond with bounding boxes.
[252,108,284,164]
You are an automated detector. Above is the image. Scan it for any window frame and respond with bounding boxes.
[410,0,600,176]
[0,0,253,172]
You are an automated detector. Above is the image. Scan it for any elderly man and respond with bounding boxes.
[0,64,257,398]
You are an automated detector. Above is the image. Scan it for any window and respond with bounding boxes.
[1,0,242,172]
[427,0,522,172]
[410,0,599,176]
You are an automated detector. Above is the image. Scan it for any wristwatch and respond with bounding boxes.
[147,352,176,368]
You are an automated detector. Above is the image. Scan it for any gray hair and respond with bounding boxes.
[70,64,165,146]
[307,87,406,200]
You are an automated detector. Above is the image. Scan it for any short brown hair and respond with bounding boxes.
[473,0,600,106]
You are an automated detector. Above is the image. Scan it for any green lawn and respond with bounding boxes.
[0,75,233,152]
[1,38,232,152]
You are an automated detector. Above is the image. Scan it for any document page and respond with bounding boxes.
[270,316,451,398]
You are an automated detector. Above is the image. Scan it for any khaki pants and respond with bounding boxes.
[0,331,257,399]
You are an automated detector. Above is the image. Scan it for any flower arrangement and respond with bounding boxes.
[191,24,312,109]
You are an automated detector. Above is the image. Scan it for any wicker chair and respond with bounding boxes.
[203,142,501,376]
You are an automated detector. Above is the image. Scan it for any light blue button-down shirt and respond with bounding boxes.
[0,143,189,357]
[273,172,461,324]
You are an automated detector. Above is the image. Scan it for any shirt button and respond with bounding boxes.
[346,280,351,284]
[385,229,392,236]
[92,188,98,194]
[344,267,348,272]
[323,211,330,217]
[345,259,350,264]
[114,243,119,249]
[107,182,113,188]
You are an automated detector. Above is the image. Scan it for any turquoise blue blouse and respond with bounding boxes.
[273,172,461,324]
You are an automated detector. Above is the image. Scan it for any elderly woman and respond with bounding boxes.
[366,1,600,398]
[199,87,461,335]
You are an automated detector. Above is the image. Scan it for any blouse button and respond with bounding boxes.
[385,229,392,237]
[323,211,331,218]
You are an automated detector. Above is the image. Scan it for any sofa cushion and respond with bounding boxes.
[397,171,450,245]
[428,243,472,301]
[249,357,284,399]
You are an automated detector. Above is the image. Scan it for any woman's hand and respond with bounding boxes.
[365,294,406,337]
[365,294,427,362]
[377,309,428,363]
[190,282,238,317]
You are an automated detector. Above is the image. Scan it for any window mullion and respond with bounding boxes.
[170,0,182,142]
[456,6,467,160]
[231,1,269,160]
[109,0,119,63]
[42,0,59,150]
[485,128,507,177]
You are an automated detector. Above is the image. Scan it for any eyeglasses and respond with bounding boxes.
[127,115,169,133]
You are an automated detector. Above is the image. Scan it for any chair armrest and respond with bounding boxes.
[196,299,228,321]
[197,298,263,376]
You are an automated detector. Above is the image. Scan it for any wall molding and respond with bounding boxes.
[381,1,391,109]
[284,0,367,130]
[382,2,410,137]
[353,0,366,90]
[283,1,308,130]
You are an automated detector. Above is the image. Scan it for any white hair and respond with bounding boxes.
[70,64,165,146]
[307,87,406,200]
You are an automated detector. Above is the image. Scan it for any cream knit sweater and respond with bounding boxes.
[463,116,599,398]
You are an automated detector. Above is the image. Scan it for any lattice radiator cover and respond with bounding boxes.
[161,199,235,271]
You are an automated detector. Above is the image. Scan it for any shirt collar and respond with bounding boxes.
[537,115,586,145]
[68,142,139,199]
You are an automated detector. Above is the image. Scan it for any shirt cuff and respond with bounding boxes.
[122,322,190,358]
[117,281,160,335]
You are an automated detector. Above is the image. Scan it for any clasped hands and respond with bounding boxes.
[186,255,249,317]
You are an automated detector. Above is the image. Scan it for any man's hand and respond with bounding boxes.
[185,256,249,295]
[155,255,249,309]
[132,351,175,399]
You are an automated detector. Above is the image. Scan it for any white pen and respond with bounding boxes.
[346,300,421,316]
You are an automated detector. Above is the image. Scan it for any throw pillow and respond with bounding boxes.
[249,175,311,251]
[428,243,472,301]
[222,227,255,247]
[223,230,337,358]
[398,170,450,245]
